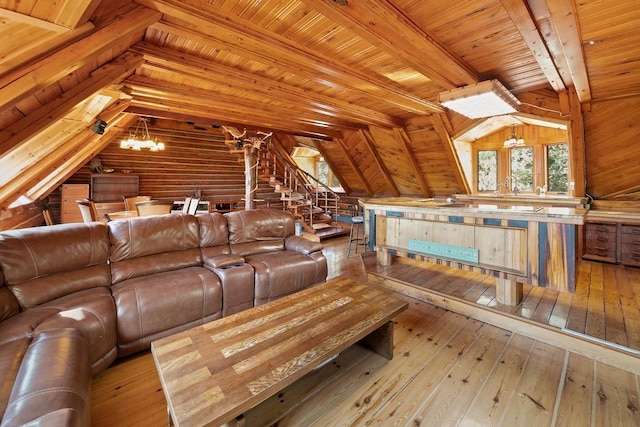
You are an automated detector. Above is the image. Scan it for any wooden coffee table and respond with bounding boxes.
[151,277,408,426]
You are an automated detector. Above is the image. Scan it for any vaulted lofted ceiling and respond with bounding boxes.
[1,0,640,209]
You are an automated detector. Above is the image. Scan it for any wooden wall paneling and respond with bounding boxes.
[83,118,248,203]
[0,200,47,231]
[584,96,640,199]
[368,126,423,196]
[341,130,386,195]
[402,121,462,196]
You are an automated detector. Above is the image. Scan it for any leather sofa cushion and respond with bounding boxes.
[197,212,230,248]
[111,266,222,357]
[0,287,18,322]
[247,251,327,305]
[0,338,29,417]
[0,223,110,309]
[36,288,117,373]
[226,209,295,244]
[1,328,91,427]
[109,213,200,262]
[109,214,203,284]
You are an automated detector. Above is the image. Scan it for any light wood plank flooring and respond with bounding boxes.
[91,236,640,426]
[363,247,640,352]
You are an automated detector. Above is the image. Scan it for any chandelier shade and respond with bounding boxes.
[503,124,525,148]
[120,117,165,151]
[438,80,520,119]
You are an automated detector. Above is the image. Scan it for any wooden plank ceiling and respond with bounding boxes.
[1,0,640,209]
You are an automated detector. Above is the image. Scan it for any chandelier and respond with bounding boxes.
[503,124,525,148]
[120,117,165,151]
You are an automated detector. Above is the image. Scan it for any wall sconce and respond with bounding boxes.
[438,80,520,119]
[91,119,107,134]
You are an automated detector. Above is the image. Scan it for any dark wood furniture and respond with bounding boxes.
[583,212,640,267]
[151,277,408,427]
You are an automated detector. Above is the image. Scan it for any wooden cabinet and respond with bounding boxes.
[620,224,640,267]
[583,222,617,263]
[583,219,640,266]
[61,184,89,223]
[90,174,139,202]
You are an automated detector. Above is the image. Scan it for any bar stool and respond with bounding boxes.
[347,206,367,258]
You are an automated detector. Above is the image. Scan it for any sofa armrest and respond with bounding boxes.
[284,236,323,255]
[204,254,245,269]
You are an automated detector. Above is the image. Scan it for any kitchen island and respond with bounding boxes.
[360,197,587,305]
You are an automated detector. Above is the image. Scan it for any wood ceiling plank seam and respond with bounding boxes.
[298,0,478,89]
[130,41,404,128]
[545,0,591,102]
[0,51,143,156]
[0,5,160,112]
[393,127,431,198]
[499,0,565,92]
[357,128,401,197]
[135,0,442,114]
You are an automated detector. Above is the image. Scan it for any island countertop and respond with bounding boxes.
[360,197,587,225]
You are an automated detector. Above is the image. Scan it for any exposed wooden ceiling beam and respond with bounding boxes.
[545,0,591,102]
[500,0,566,92]
[0,52,142,156]
[136,0,442,114]
[358,129,401,197]
[431,114,471,194]
[130,42,404,129]
[0,5,160,111]
[335,136,373,197]
[28,105,135,202]
[311,140,352,195]
[0,98,132,209]
[299,0,479,89]
[125,75,366,132]
[22,0,102,29]
[394,128,432,198]
[127,97,340,141]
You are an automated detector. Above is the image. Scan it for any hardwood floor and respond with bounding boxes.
[91,236,640,426]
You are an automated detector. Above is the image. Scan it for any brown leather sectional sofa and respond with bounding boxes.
[0,209,327,426]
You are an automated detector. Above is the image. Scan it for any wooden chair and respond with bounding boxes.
[135,200,173,217]
[187,197,200,215]
[76,199,100,222]
[123,195,152,211]
[42,208,54,226]
[181,197,192,214]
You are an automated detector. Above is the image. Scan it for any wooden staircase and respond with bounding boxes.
[258,146,349,241]
[223,130,348,241]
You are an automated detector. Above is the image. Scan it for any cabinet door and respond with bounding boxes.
[61,184,89,223]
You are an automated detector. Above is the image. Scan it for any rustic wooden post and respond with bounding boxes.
[244,145,257,210]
